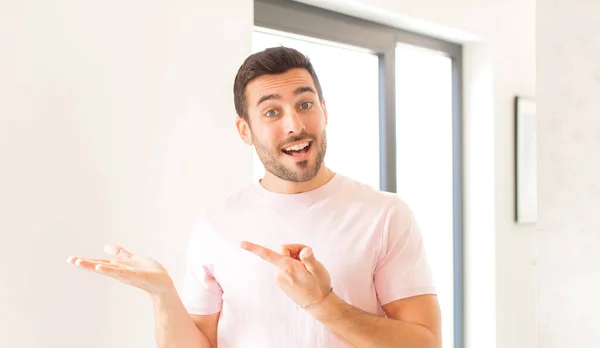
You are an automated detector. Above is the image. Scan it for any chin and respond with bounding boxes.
[293,164,322,181]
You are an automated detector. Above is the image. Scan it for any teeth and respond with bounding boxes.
[284,141,309,151]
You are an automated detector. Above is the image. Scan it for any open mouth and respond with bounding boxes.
[281,140,313,159]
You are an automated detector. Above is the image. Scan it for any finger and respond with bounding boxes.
[279,245,291,257]
[66,256,78,265]
[68,257,112,265]
[240,241,285,267]
[70,257,112,270]
[104,244,134,259]
[69,257,145,283]
[280,244,309,259]
[299,247,321,274]
[68,256,138,269]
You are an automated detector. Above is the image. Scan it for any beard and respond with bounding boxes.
[253,129,327,183]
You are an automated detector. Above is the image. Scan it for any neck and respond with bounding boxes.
[259,165,335,194]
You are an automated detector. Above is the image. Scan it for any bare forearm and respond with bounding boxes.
[151,288,212,348]
[307,294,438,348]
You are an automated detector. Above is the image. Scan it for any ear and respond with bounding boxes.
[236,116,253,145]
[321,98,328,126]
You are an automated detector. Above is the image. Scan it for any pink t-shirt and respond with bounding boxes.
[180,173,436,348]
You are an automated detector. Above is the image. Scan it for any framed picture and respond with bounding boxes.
[514,96,537,224]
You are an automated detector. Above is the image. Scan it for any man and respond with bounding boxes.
[68,46,441,348]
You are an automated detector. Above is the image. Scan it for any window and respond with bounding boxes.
[395,42,456,347]
[254,1,463,347]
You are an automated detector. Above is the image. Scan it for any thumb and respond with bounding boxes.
[104,244,133,259]
[299,247,320,274]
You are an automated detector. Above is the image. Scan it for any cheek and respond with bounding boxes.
[306,115,326,133]
[309,107,326,124]
[254,128,281,148]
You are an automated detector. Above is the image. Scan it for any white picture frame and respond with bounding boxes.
[514,96,537,224]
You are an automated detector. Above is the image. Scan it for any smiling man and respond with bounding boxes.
[68,46,441,348]
[182,46,442,347]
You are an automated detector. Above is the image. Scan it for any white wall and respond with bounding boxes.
[298,1,536,348]
[0,1,253,347]
[537,0,600,346]
[1,0,536,347]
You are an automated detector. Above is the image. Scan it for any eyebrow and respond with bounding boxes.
[256,86,317,107]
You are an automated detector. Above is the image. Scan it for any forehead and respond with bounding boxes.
[245,68,316,104]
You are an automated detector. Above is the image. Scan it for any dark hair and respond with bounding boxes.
[233,46,324,121]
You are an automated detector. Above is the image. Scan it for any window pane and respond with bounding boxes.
[251,28,380,189]
[395,43,455,348]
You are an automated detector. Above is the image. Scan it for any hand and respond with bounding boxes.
[67,244,174,295]
[240,241,332,308]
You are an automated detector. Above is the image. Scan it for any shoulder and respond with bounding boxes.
[198,182,258,220]
[334,174,417,243]
[188,183,259,241]
[337,174,413,218]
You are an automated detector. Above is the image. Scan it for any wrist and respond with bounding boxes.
[302,287,334,309]
[304,290,347,323]
[150,283,178,304]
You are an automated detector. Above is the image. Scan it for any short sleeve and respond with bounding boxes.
[180,216,224,315]
[374,201,437,305]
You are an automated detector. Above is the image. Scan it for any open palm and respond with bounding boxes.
[67,244,173,295]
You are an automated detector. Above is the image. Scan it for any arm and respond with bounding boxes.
[305,292,441,348]
[165,215,223,348]
[304,199,440,347]
[241,198,439,348]
[67,243,220,348]
[152,286,219,348]
[240,241,440,348]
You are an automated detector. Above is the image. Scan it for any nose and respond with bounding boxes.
[283,109,306,134]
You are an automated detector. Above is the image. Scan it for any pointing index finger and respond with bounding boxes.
[240,241,285,267]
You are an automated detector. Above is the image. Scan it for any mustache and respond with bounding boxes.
[279,131,315,148]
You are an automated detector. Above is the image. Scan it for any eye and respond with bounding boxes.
[299,101,313,110]
[265,109,279,117]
